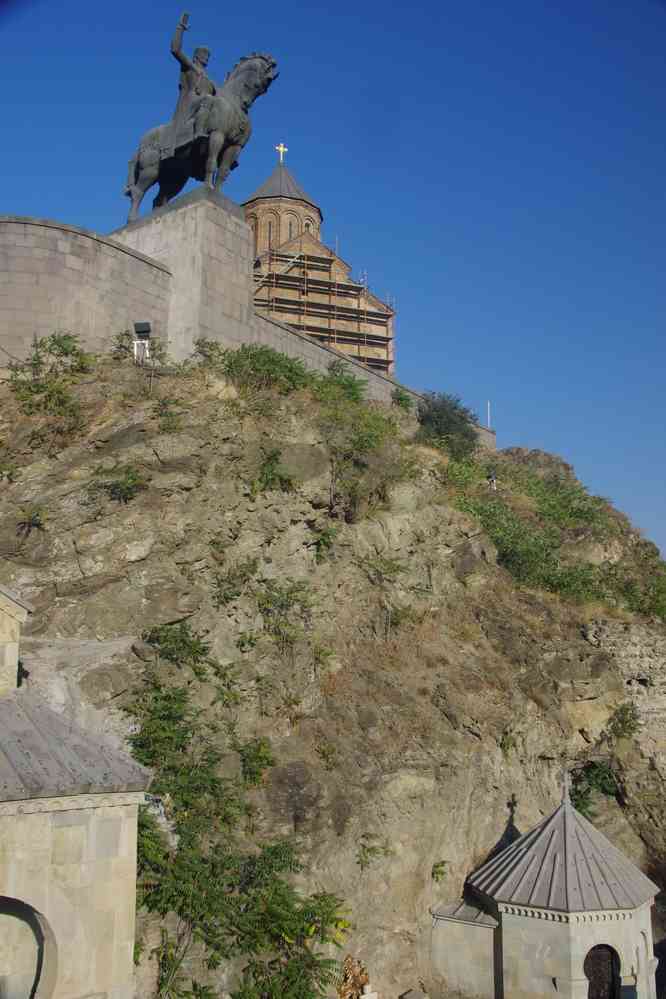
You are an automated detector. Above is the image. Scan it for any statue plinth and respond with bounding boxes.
[112,188,253,360]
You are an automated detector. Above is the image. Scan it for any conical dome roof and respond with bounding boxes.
[243,163,320,214]
[467,793,658,913]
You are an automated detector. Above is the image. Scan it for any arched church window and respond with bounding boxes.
[304,220,311,233]
[248,215,258,256]
[268,221,273,247]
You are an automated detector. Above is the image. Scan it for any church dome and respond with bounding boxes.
[242,163,321,218]
[467,791,658,912]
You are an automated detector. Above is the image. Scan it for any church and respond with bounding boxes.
[242,147,395,376]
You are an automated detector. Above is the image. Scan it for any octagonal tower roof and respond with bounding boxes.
[467,788,658,913]
[243,163,322,217]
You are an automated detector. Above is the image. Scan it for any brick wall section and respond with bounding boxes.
[0,217,171,364]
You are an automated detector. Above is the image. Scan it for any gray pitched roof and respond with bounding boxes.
[432,900,498,927]
[0,690,151,802]
[0,583,34,614]
[467,794,658,913]
[243,163,321,214]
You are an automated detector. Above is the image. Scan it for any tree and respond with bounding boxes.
[416,392,478,460]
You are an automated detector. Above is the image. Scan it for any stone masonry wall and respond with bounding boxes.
[0,193,496,448]
[0,218,171,366]
[0,795,142,999]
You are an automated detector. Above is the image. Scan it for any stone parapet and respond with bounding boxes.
[0,216,171,365]
[1,192,497,448]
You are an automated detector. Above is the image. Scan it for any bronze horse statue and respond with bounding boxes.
[125,52,278,223]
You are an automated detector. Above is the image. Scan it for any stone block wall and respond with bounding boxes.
[0,590,27,695]
[112,188,254,360]
[0,217,171,365]
[0,793,143,999]
[431,917,497,998]
[0,194,496,448]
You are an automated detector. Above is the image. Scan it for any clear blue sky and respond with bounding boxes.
[2,0,665,554]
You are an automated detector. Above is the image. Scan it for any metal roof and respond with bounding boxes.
[0,690,151,802]
[243,163,321,214]
[0,583,34,614]
[432,900,498,927]
[467,793,658,913]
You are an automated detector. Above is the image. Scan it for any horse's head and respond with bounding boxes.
[224,53,279,109]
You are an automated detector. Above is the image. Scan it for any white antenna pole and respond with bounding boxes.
[487,400,491,429]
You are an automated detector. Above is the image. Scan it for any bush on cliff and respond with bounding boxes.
[220,344,312,395]
[451,453,666,621]
[9,332,90,436]
[416,392,479,460]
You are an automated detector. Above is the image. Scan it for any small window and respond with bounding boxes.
[289,220,293,239]
[304,221,311,233]
[268,221,273,246]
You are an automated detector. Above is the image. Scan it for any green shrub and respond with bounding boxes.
[457,496,602,603]
[431,860,448,883]
[192,337,226,367]
[570,762,618,817]
[251,447,294,496]
[9,333,85,437]
[236,631,259,653]
[143,622,211,675]
[0,460,19,484]
[213,557,259,607]
[446,458,484,489]
[9,334,91,436]
[391,385,413,412]
[318,397,405,521]
[417,392,479,460]
[255,578,313,654]
[356,832,392,871]
[356,552,405,584]
[221,344,312,395]
[110,330,134,361]
[312,359,366,404]
[97,464,149,503]
[238,736,275,786]
[311,526,338,563]
[315,738,338,770]
[153,397,184,433]
[607,702,640,741]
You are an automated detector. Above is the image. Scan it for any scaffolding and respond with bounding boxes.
[253,246,394,375]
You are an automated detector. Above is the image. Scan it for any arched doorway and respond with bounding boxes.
[0,897,57,999]
[584,945,621,999]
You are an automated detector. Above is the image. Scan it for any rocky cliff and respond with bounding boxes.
[1,345,665,997]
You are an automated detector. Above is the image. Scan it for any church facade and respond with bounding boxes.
[243,158,395,375]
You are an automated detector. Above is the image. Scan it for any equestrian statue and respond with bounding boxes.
[125,12,278,222]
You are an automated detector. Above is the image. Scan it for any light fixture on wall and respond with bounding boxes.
[133,321,151,364]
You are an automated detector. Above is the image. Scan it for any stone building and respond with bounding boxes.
[0,585,151,999]
[432,786,659,999]
[243,160,395,375]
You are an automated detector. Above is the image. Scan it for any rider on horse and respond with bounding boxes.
[168,12,217,154]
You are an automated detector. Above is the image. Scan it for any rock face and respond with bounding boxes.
[1,366,665,998]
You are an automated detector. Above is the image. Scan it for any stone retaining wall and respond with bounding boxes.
[0,195,496,449]
[0,217,171,365]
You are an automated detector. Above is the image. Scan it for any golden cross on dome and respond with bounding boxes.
[275,142,288,164]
